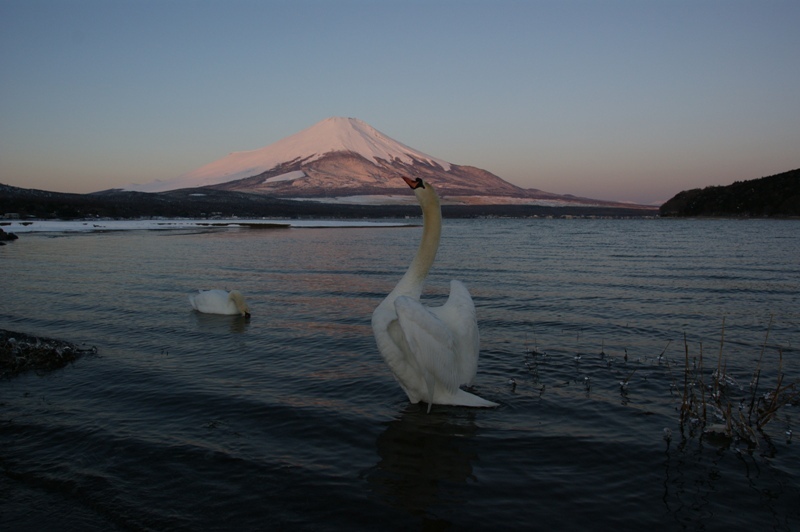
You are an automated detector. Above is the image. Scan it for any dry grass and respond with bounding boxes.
[678,317,799,448]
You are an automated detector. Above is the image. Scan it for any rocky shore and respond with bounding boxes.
[0,329,96,378]
[0,227,18,244]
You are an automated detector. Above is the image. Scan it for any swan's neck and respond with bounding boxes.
[392,192,441,299]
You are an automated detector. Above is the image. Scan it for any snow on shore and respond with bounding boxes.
[1,219,414,234]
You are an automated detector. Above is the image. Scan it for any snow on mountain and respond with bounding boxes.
[263,170,306,184]
[127,117,450,193]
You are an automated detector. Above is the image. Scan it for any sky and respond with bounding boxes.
[1,0,798,205]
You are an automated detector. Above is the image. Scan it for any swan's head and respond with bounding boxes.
[402,176,439,208]
[228,290,251,319]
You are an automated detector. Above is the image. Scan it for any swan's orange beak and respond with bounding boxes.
[402,176,425,189]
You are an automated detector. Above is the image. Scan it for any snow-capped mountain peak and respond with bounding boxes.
[118,116,653,209]
[127,117,450,193]
[279,117,451,170]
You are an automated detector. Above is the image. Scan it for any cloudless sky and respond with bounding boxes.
[1,0,798,204]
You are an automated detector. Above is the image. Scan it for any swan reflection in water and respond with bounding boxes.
[365,404,480,525]
[190,311,251,334]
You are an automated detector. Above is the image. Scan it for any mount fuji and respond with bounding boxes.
[125,117,637,208]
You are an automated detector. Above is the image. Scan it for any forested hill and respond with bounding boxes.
[660,169,800,217]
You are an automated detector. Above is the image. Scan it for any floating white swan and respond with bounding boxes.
[189,289,251,318]
[372,176,497,412]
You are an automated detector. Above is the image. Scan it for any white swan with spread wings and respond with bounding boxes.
[372,176,497,412]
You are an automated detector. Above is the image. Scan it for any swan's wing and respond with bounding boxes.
[394,295,462,404]
[189,290,216,310]
[372,301,425,404]
[189,290,236,314]
[429,280,480,386]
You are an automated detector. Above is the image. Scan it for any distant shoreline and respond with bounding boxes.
[0,219,419,235]
[2,182,657,222]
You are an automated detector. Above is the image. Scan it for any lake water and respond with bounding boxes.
[2,218,799,530]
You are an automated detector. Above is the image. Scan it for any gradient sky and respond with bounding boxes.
[1,0,798,204]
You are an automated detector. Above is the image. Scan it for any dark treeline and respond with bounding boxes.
[660,168,800,218]
[1,184,656,220]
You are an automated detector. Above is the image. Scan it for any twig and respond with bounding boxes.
[748,315,773,424]
[681,332,690,423]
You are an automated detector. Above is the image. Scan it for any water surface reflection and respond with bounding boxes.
[368,405,480,526]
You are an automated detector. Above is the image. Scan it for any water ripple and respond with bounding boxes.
[2,219,799,529]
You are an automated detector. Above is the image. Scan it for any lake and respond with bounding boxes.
[2,217,799,530]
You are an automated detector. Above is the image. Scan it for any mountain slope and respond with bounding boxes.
[209,150,529,199]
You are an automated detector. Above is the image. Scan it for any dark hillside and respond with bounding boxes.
[660,169,800,217]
